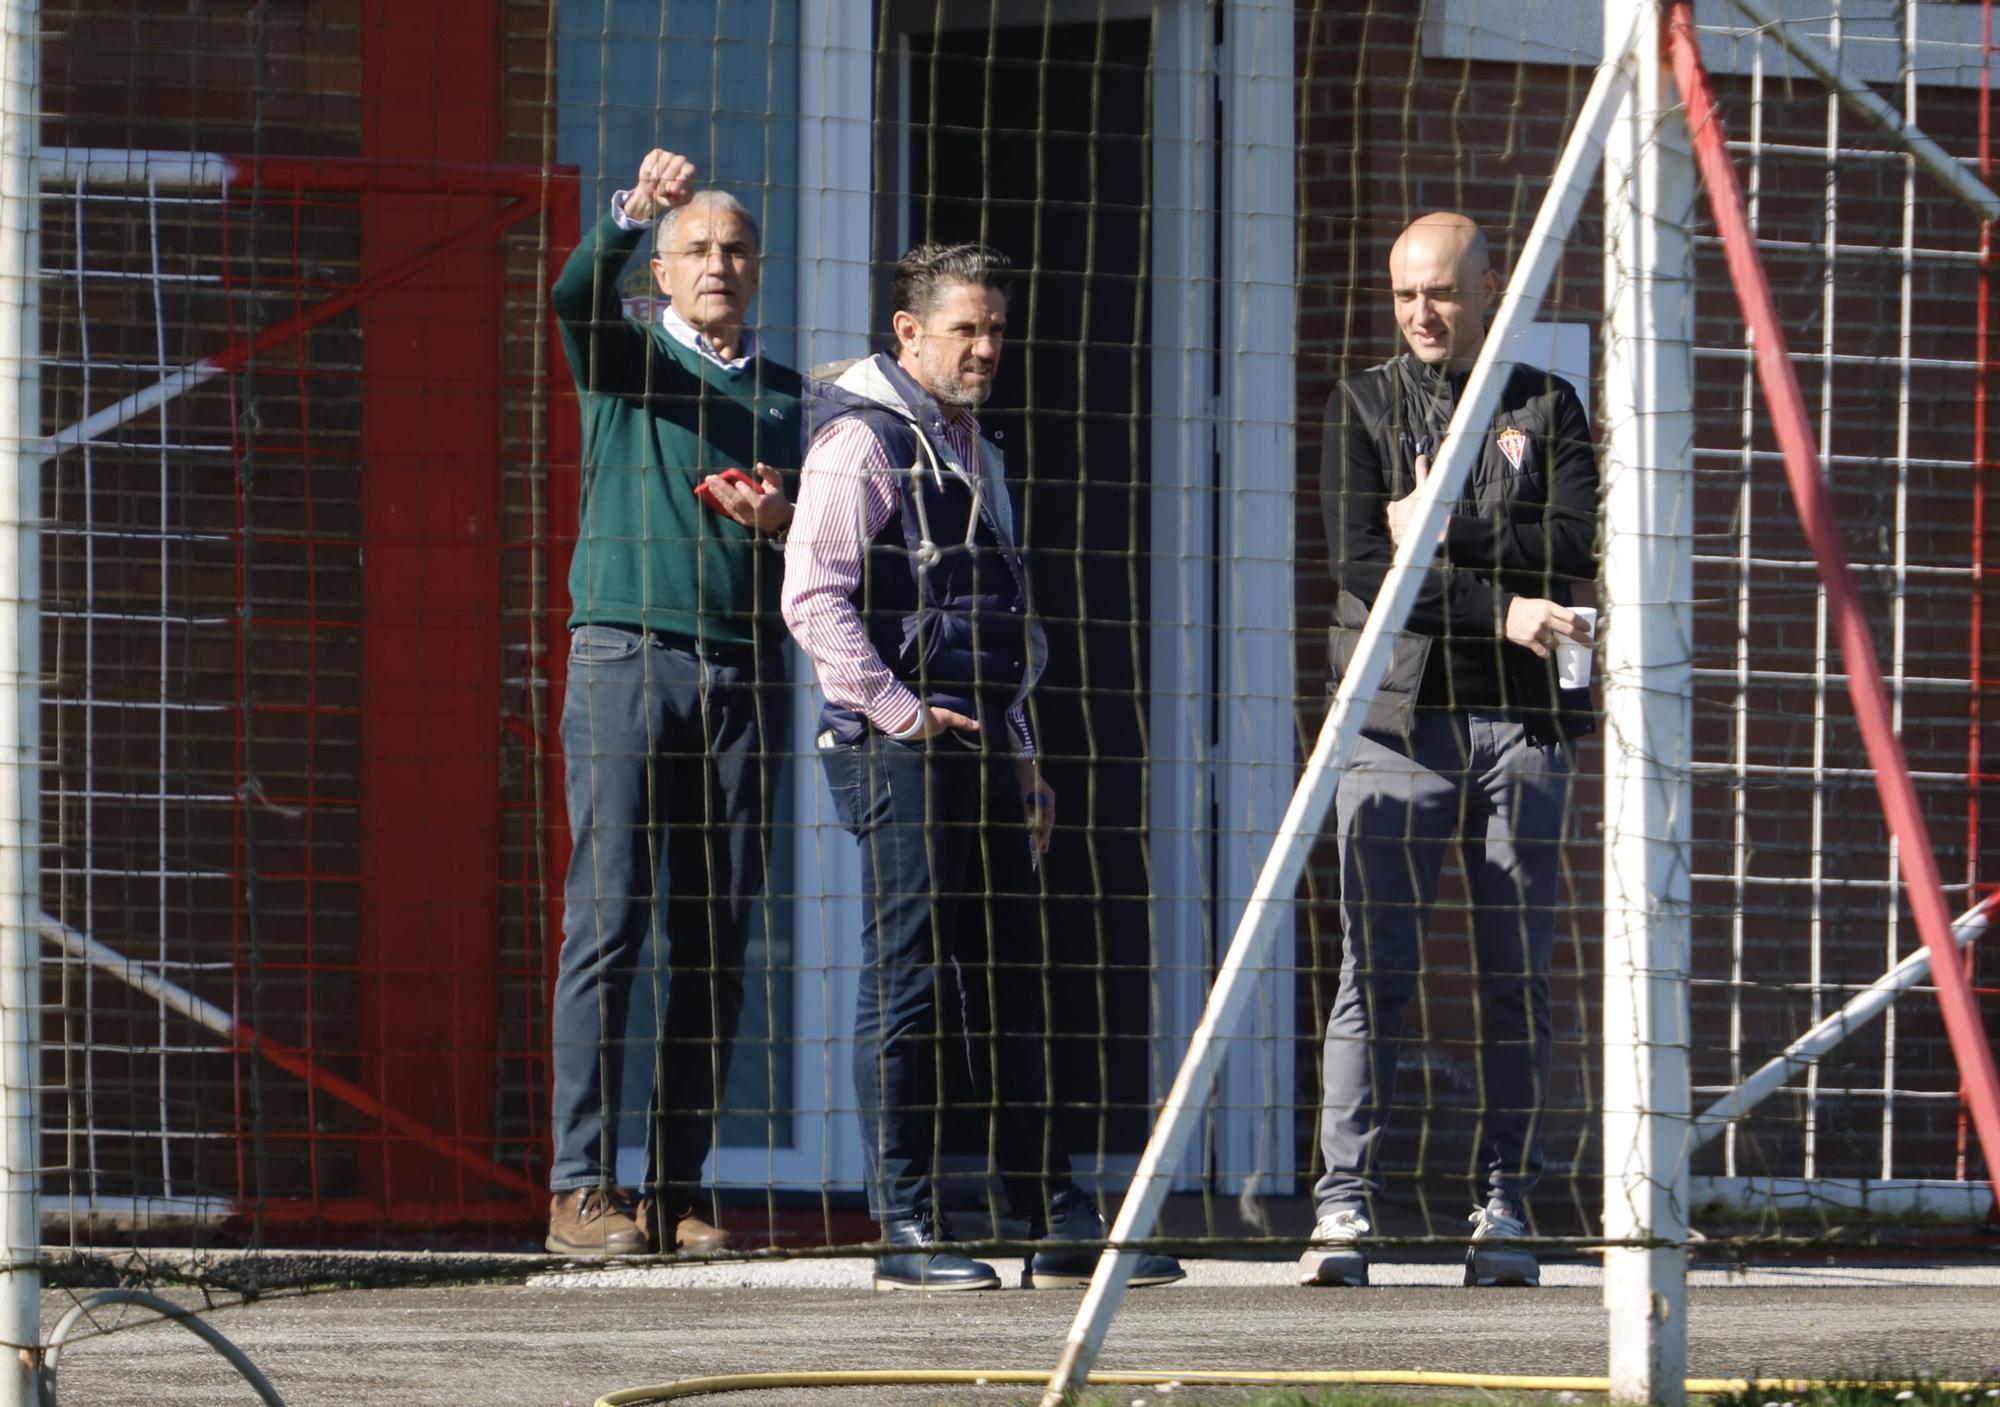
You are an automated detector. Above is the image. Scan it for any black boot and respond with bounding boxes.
[873,1213,1001,1292]
[1024,1187,1186,1290]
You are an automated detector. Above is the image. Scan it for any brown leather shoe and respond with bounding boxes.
[633,1194,732,1254]
[671,1208,730,1254]
[546,1187,648,1258]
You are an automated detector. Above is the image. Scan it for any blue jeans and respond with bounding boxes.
[549,625,786,1198]
[1313,711,1573,1216]
[820,732,1072,1223]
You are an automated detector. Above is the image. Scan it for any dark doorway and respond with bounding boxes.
[879,10,1156,1180]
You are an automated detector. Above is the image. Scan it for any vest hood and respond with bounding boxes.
[807,352,988,497]
[805,353,923,442]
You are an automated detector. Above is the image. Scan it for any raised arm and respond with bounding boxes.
[551,149,698,396]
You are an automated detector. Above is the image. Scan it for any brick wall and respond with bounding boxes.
[39,0,559,1227]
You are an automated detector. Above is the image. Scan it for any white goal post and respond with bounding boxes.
[1598,1,1695,1396]
[0,2,37,1405]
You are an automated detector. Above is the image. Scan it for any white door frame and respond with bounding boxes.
[737,0,1297,1197]
[1210,0,1297,1196]
[1144,0,1220,1193]
[1150,0,1297,1196]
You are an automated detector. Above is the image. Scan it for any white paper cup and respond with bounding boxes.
[1556,606,1597,690]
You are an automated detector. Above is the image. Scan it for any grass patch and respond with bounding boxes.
[1037,1384,2000,1407]
[1051,1391,1610,1407]
[1708,1381,2000,1407]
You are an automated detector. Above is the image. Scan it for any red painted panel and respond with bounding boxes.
[356,0,504,1210]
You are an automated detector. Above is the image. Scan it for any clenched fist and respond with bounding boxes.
[622,149,696,223]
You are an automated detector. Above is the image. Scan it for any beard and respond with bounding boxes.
[920,343,995,408]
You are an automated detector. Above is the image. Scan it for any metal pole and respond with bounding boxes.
[1601,2,1696,1402]
[35,917,538,1198]
[0,1,38,1400]
[1691,900,1994,1147]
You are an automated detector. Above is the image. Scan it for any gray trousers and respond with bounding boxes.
[1312,710,1573,1217]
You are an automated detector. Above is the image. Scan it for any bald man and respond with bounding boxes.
[1299,213,1600,1290]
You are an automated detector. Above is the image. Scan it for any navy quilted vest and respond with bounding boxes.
[816,404,1030,745]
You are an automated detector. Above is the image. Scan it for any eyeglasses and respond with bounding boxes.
[663,242,757,264]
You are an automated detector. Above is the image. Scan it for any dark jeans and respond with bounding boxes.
[820,732,1072,1223]
[549,625,785,1199]
[1313,710,1572,1217]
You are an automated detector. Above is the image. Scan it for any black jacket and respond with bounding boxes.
[1321,352,1599,741]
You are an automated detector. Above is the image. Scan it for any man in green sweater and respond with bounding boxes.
[547,147,803,1258]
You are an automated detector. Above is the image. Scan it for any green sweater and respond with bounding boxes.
[552,211,804,648]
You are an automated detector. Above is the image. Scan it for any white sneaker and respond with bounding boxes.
[1297,1208,1371,1287]
[1465,1200,1540,1287]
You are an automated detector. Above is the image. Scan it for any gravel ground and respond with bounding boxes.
[33,1261,2000,1407]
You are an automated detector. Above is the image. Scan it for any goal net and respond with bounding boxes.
[14,0,2000,1378]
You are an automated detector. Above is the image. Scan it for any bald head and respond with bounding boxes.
[1389,212,1500,370]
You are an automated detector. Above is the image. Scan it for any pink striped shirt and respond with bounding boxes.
[782,406,1035,753]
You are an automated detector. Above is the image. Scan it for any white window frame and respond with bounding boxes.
[710,0,873,1195]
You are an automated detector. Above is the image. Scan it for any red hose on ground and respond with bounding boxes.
[1664,4,2000,1198]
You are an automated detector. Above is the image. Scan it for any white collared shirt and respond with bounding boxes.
[659,302,757,372]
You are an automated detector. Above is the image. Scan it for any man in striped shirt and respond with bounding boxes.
[783,243,1182,1293]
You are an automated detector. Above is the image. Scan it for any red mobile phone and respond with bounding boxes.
[692,466,763,514]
